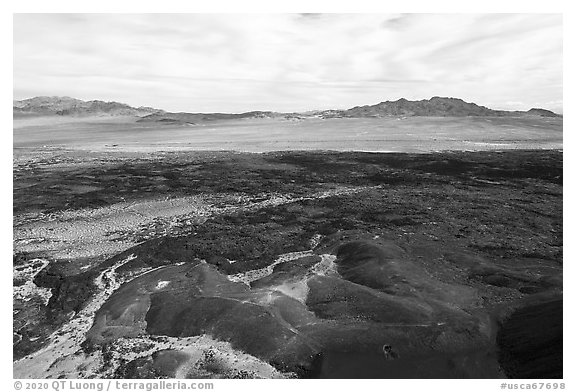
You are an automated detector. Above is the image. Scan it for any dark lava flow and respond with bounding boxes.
[14,150,562,378]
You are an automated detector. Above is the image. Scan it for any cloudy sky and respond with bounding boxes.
[13,13,562,113]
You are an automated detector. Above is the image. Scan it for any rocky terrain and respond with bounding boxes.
[13,148,562,379]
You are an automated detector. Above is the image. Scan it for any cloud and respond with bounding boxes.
[13,13,562,113]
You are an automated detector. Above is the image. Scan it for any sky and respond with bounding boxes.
[13,13,563,113]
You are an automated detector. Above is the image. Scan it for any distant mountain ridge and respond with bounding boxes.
[318,97,561,119]
[13,96,561,121]
[13,96,162,118]
[343,97,511,117]
[137,110,302,125]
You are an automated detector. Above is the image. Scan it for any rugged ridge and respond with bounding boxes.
[13,96,163,118]
[343,97,507,118]
[318,97,561,119]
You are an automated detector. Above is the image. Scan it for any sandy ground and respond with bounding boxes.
[13,116,562,153]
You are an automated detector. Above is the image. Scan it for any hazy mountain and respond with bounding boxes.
[136,110,305,124]
[13,96,561,121]
[13,96,163,118]
[345,97,507,117]
[316,97,561,119]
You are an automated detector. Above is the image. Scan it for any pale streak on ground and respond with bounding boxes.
[13,185,373,268]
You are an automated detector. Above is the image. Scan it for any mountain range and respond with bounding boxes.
[13,96,561,123]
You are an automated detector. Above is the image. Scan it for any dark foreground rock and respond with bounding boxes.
[497,297,563,378]
[85,239,506,378]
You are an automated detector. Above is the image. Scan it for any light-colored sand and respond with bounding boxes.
[13,116,563,153]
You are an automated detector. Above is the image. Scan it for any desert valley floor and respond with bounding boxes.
[13,115,562,379]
